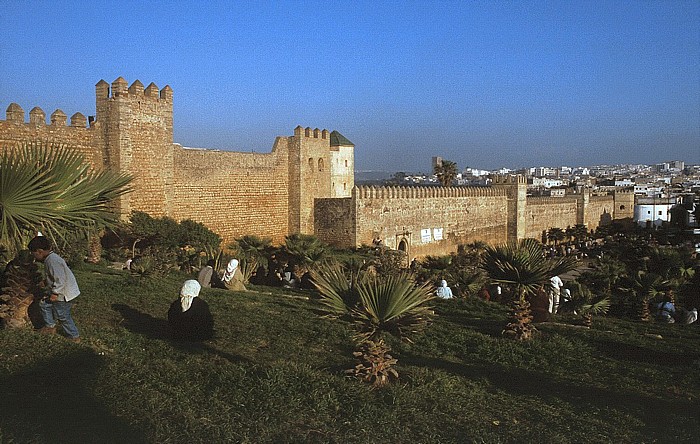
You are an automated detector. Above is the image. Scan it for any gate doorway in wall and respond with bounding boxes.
[396,233,410,268]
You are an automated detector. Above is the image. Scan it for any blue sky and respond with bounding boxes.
[1,0,698,172]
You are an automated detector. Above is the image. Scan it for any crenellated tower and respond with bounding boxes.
[288,126,354,234]
[95,77,174,217]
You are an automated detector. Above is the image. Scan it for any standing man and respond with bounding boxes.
[28,236,81,342]
[549,274,564,314]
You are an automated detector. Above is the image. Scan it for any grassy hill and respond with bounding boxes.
[1,264,699,443]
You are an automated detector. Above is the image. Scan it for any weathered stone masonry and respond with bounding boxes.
[1,77,633,255]
[0,77,354,245]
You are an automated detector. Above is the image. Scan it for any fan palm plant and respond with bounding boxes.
[580,256,627,296]
[282,233,327,276]
[0,140,131,328]
[563,281,611,328]
[1,140,132,255]
[480,238,578,340]
[619,270,666,321]
[230,234,273,268]
[311,261,435,387]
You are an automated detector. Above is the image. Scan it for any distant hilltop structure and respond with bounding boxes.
[1,77,634,257]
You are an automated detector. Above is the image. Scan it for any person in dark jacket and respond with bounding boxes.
[168,280,214,341]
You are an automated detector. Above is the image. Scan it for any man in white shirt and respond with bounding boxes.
[549,275,564,314]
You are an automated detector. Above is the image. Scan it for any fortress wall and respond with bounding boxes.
[614,191,635,220]
[289,127,333,234]
[524,196,578,239]
[585,195,615,230]
[314,197,355,246]
[0,113,104,168]
[171,138,291,245]
[349,186,509,257]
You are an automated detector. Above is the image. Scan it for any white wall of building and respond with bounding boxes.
[634,204,673,227]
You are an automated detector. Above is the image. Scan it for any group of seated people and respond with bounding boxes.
[168,258,247,341]
[197,259,247,291]
[168,258,317,341]
[652,290,698,325]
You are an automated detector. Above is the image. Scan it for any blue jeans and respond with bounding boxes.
[40,299,80,339]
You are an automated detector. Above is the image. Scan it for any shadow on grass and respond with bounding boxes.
[589,337,699,367]
[402,353,699,440]
[437,310,506,337]
[111,303,250,365]
[0,349,147,443]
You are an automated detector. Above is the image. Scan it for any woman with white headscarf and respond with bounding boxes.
[436,280,454,299]
[167,279,214,341]
[222,258,247,292]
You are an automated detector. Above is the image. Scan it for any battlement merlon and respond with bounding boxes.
[294,125,331,140]
[95,77,173,102]
[4,104,89,128]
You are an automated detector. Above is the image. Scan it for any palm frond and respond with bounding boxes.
[480,238,578,299]
[1,140,132,253]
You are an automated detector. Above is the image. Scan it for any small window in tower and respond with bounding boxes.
[343,183,347,191]
[318,158,324,172]
[619,205,625,210]
[308,158,314,170]
[344,159,348,167]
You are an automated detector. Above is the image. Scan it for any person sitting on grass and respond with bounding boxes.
[197,259,225,289]
[222,259,247,292]
[436,280,454,299]
[168,280,214,341]
[653,290,676,323]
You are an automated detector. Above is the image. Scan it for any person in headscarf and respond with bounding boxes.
[436,280,454,299]
[197,259,215,288]
[167,279,214,341]
[197,259,226,289]
[222,259,247,292]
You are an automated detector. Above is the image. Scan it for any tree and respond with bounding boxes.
[282,233,327,276]
[311,262,434,386]
[547,227,565,246]
[0,140,131,329]
[562,281,611,328]
[0,140,132,256]
[434,160,458,187]
[480,238,578,340]
[619,270,665,321]
[230,235,273,267]
[566,224,589,243]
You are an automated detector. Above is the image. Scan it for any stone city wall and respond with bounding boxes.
[524,196,579,239]
[314,186,510,257]
[2,77,635,256]
[171,140,291,244]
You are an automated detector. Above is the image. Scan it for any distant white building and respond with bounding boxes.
[634,184,665,198]
[634,197,677,227]
[614,179,634,187]
[462,167,490,177]
[531,177,564,188]
[534,167,557,177]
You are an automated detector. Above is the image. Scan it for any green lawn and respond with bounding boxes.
[1,264,699,443]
